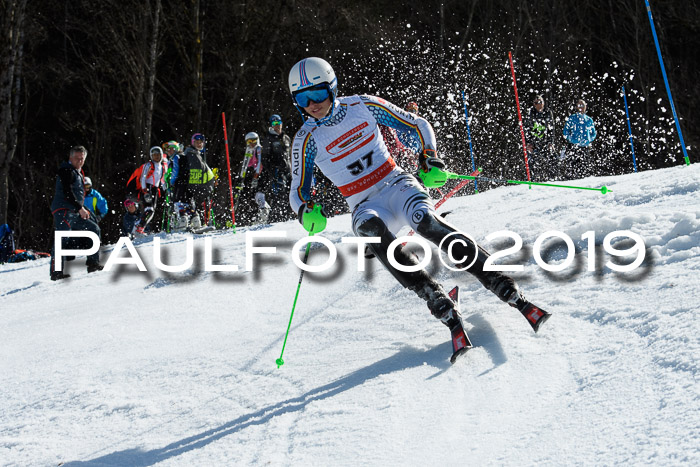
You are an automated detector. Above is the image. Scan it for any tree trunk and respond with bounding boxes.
[0,0,27,225]
[143,0,162,153]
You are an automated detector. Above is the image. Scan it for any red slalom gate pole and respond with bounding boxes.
[222,112,236,230]
[508,51,532,183]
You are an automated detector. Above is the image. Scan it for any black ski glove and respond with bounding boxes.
[419,149,446,173]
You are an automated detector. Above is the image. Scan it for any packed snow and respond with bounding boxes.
[1,164,699,466]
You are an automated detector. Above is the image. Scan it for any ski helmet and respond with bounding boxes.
[191,133,205,145]
[269,114,282,125]
[245,132,259,142]
[83,177,92,187]
[288,57,337,123]
[162,140,179,151]
[150,146,163,160]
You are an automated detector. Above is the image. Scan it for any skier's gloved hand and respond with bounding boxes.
[418,149,446,173]
[298,201,328,233]
[417,149,448,188]
[251,176,259,189]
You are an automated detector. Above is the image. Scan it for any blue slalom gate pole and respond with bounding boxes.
[644,0,690,166]
[461,90,478,192]
[622,85,638,173]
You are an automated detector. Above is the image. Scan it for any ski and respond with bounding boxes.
[517,300,551,333]
[447,286,473,364]
[191,225,216,235]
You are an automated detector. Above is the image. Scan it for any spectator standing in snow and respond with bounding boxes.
[525,95,558,181]
[121,199,141,238]
[161,140,180,193]
[83,177,109,223]
[49,145,102,280]
[134,146,168,235]
[260,114,293,222]
[562,99,597,179]
[242,132,270,224]
[171,133,215,228]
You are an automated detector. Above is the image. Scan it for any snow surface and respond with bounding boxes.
[1,165,699,466]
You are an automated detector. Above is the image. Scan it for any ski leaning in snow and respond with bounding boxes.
[190,225,216,235]
[445,286,473,364]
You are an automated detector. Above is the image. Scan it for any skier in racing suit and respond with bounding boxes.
[288,58,550,359]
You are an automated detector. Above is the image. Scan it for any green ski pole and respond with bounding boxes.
[276,234,312,369]
[419,167,610,194]
[276,205,326,368]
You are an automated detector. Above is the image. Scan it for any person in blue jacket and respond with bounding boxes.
[562,99,597,179]
[83,177,108,223]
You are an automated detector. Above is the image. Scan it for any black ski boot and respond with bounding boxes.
[493,279,551,333]
[87,263,104,274]
[428,287,473,363]
[50,272,70,281]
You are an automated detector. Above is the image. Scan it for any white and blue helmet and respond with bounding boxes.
[288,57,337,122]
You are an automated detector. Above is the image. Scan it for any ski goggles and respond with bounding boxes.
[246,138,258,144]
[293,85,331,108]
[271,120,282,126]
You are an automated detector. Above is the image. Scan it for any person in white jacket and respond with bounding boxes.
[134,146,168,234]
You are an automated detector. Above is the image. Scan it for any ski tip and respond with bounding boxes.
[532,311,552,333]
[521,302,552,333]
[448,285,459,301]
[450,346,471,364]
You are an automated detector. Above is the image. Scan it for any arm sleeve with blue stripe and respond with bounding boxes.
[361,95,436,154]
[289,132,317,214]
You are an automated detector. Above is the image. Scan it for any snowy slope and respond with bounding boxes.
[1,165,699,466]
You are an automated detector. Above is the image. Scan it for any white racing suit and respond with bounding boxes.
[289,95,522,312]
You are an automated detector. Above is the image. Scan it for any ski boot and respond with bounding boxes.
[494,280,551,333]
[429,286,473,363]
